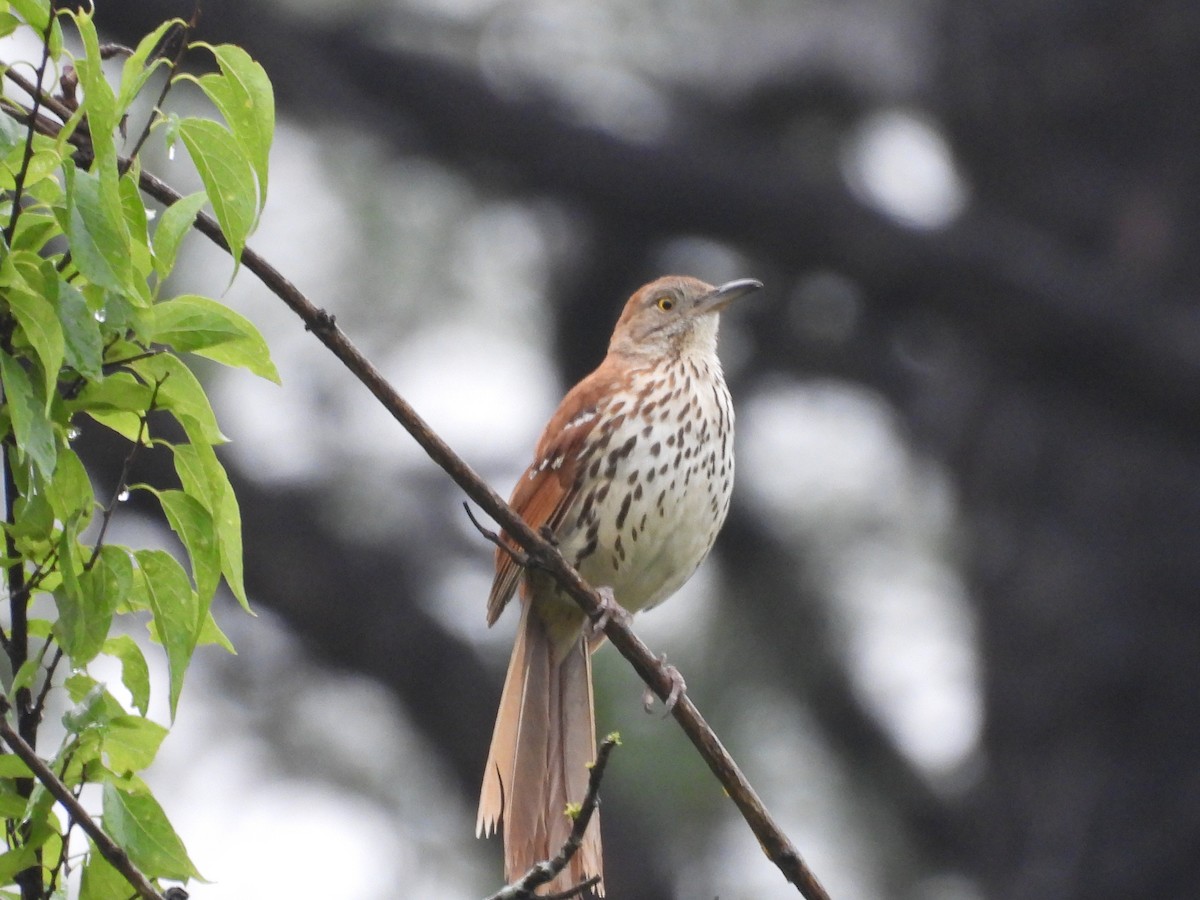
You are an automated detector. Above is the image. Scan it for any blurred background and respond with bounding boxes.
[60,0,1200,897]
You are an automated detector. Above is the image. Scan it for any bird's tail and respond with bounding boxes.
[477,600,603,895]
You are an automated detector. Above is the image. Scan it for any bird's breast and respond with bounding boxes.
[554,359,735,614]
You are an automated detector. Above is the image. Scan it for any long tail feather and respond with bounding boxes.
[478,602,603,895]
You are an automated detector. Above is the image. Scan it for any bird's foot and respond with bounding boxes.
[643,654,687,715]
[588,586,632,638]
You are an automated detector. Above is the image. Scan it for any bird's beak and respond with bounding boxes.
[696,278,763,314]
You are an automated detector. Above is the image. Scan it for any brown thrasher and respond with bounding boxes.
[476,275,761,895]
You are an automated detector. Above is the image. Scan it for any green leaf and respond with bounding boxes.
[57,541,128,665]
[173,441,249,611]
[0,103,23,157]
[64,10,117,165]
[22,145,65,191]
[55,529,98,664]
[93,287,149,339]
[72,370,154,414]
[148,294,280,383]
[62,676,125,735]
[101,782,203,880]
[80,843,128,900]
[45,446,94,525]
[194,42,274,209]
[0,756,33,778]
[0,779,29,818]
[135,549,200,719]
[97,544,134,602]
[11,208,62,254]
[56,280,104,380]
[118,168,154,287]
[116,18,183,113]
[104,715,168,773]
[154,488,220,603]
[6,287,64,401]
[132,352,226,445]
[177,117,257,264]
[10,658,41,695]
[197,609,235,653]
[63,160,131,292]
[71,371,153,444]
[9,479,54,550]
[0,846,38,886]
[11,0,54,40]
[0,349,56,479]
[152,191,206,279]
[102,634,151,716]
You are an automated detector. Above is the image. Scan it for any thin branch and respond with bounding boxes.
[0,694,167,900]
[134,172,832,900]
[542,877,601,900]
[463,502,536,570]
[486,736,617,900]
[31,646,64,725]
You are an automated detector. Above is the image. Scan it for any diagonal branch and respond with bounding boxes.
[0,695,168,900]
[134,173,832,900]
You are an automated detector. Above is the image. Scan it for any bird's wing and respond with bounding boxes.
[486,372,614,625]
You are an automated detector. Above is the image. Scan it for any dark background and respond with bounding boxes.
[83,1,1200,898]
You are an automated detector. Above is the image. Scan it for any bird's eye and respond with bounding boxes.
[656,296,675,311]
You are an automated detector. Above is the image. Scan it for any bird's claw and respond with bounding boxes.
[588,586,631,638]
[643,654,687,715]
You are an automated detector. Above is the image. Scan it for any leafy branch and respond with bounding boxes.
[0,4,276,898]
[0,694,170,900]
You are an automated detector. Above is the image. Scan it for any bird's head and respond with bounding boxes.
[608,275,762,362]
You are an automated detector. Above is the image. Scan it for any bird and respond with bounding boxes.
[476,274,762,896]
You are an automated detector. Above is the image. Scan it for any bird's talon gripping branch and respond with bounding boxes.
[588,586,632,638]
[305,307,337,334]
[643,654,687,714]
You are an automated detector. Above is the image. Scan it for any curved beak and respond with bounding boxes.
[696,278,763,315]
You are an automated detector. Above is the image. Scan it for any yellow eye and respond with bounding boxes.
[656,296,675,311]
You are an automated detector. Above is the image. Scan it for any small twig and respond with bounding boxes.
[463,502,538,570]
[543,876,602,900]
[30,645,64,724]
[101,349,167,371]
[0,694,167,900]
[485,736,617,900]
